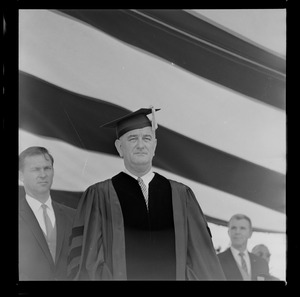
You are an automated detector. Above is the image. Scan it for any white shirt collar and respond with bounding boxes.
[123,168,155,187]
[230,246,251,273]
[25,194,53,211]
[230,246,249,257]
[25,194,55,231]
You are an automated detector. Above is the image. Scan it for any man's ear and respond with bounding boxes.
[115,139,123,158]
[19,170,24,183]
[248,230,253,239]
[153,138,157,156]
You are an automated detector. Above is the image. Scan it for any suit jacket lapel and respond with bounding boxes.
[53,201,66,264]
[227,249,243,280]
[249,253,258,280]
[19,197,55,267]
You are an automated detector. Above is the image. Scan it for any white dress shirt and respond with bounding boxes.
[230,246,251,276]
[123,168,155,196]
[25,194,56,234]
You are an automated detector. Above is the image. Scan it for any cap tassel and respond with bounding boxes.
[150,105,158,131]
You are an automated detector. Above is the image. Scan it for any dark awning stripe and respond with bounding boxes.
[19,71,285,213]
[140,9,285,74]
[58,9,285,110]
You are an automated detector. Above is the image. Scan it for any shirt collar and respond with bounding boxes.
[230,246,249,258]
[123,167,154,184]
[25,194,53,212]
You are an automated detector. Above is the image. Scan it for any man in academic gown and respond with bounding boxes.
[67,108,225,280]
[19,147,75,280]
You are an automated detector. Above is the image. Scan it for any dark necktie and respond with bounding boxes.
[239,252,249,275]
[137,177,148,209]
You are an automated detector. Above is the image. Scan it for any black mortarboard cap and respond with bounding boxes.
[101,107,160,138]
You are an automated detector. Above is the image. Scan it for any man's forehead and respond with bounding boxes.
[123,127,154,137]
[229,218,250,226]
[24,154,52,164]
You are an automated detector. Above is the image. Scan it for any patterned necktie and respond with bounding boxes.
[239,252,248,275]
[137,177,148,209]
[41,204,56,261]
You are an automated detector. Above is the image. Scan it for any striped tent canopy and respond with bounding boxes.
[18,9,286,233]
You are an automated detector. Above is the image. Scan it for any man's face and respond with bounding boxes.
[228,218,252,250]
[115,126,157,173]
[19,154,54,200]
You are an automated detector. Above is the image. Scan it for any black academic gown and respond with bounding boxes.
[68,173,226,280]
[112,172,176,280]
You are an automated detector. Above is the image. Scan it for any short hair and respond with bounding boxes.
[19,146,54,171]
[228,213,252,230]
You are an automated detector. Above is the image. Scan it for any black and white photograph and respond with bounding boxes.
[10,7,287,286]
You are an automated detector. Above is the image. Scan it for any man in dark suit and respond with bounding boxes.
[19,146,75,280]
[218,214,270,281]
